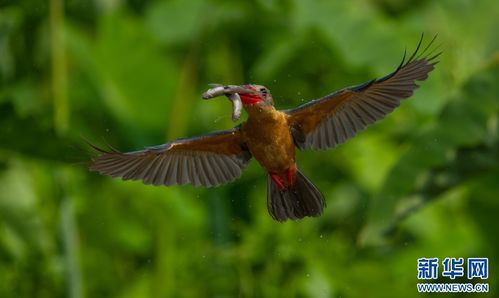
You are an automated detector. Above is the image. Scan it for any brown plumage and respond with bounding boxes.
[89,34,440,221]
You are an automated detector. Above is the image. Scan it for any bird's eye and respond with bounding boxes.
[260,88,267,93]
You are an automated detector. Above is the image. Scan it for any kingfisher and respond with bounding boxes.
[89,35,439,221]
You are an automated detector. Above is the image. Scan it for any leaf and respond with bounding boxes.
[145,0,207,45]
[67,11,178,131]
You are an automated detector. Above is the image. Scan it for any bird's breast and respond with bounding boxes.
[242,109,295,173]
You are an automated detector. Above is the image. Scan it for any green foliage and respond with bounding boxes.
[1,0,498,297]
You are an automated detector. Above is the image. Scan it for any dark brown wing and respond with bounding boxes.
[89,127,251,187]
[286,34,440,150]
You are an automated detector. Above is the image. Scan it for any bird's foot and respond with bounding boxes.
[270,166,297,191]
[286,165,296,187]
[270,172,286,191]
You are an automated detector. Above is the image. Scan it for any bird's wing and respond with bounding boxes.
[89,127,251,187]
[286,34,440,150]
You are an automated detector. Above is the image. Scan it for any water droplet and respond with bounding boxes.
[319,234,323,239]
[306,273,310,277]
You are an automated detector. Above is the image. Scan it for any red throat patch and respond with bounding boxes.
[240,93,262,105]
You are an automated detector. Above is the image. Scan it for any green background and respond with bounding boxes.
[1,0,498,297]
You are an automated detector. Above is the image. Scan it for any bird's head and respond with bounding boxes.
[202,83,274,121]
[237,84,273,106]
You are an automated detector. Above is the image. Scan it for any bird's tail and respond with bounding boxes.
[267,169,326,221]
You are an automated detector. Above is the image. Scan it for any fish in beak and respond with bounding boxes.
[202,84,255,121]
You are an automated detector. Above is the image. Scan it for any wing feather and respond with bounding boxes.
[287,34,440,150]
[89,127,252,187]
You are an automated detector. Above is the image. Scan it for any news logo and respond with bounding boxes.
[417,257,489,293]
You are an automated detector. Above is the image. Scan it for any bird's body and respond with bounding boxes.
[242,105,294,175]
[89,35,440,221]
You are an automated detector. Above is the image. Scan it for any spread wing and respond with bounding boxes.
[89,127,251,187]
[286,34,440,150]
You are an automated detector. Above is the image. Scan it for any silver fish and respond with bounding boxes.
[228,93,242,121]
[202,84,249,122]
[202,84,226,99]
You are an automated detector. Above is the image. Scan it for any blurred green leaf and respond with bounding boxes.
[67,11,178,131]
[145,0,207,45]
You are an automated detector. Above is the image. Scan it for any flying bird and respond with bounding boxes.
[89,35,440,221]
